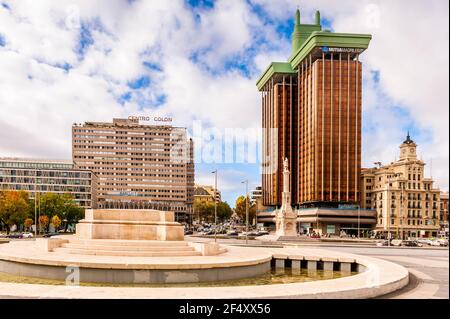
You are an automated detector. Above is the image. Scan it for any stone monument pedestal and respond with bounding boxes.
[274,158,298,238]
[76,209,184,241]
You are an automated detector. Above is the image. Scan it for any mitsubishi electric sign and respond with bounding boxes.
[322,46,365,53]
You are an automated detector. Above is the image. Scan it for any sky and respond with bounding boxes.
[0,0,448,207]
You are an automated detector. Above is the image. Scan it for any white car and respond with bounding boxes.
[417,239,432,246]
[22,232,34,238]
[430,240,442,246]
[437,239,449,247]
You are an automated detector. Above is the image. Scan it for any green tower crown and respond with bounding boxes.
[290,9,322,57]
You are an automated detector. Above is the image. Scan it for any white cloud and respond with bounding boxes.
[0,0,448,205]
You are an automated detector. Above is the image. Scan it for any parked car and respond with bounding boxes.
[430,239,442,247]
[226,230,239,236]
[403,240,422,247]
[376,240,389,247]
[22,232,34,238]
[416,239,433,246]
[42,232,59,238]
[391,239,403,246]
[437,239,449,247]
[7,234,23,239]
[257,230,269,235]
[184,229,193,235]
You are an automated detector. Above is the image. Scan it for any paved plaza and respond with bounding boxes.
[185,236,449,299]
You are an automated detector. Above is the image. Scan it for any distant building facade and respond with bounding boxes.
[250,186,262,204]
[440,192,448,237]
[0,157,97,208]
[360,134,441,238]
[194,185,221,203]
[72,118,194,221]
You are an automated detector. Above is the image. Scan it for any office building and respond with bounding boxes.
[0,157,96,208]
[360,134,441,238]
[255,9,375,235]
[257,9,371,207]
[72,118,194,221]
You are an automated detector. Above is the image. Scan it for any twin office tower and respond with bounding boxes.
[257,10,372,208]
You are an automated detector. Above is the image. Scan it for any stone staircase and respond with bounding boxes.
[52,239,202,257]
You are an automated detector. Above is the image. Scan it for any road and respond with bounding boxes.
[305,245,448,299]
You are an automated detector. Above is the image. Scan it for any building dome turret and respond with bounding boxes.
[400,131,417,161]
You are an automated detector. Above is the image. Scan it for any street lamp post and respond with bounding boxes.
[212,170,218,243]
[386,179,391,246]
[242,180,249,245]
[400,181,404,240]
[357,205,360,239]
[34,171,37,237]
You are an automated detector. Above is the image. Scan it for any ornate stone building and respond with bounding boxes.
[360,133,441,238]
[440,192,448,237]
[193,185,221,204]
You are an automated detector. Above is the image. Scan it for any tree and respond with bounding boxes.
[38,193,83,232]
[0,190,30,234]
[39,193,63,221]
[51,215,61,231]
[24,218,33,231]
[193,199,215,223]
[39,215,49,233]
[234,195,256,225]
[217,201,233,221]
[62,203,84,232]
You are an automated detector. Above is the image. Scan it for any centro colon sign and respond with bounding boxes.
[128,115,173,123]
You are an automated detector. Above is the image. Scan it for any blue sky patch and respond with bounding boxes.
[128,75,151,90]
[143,61,163,72]
[118,92,132,105]
[76,23,94,58]
[186,0,215,9]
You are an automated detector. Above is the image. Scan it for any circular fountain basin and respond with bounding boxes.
[0,239,272,284]
[0,244,409,299]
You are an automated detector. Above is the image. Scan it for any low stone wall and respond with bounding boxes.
[0,258,270,284]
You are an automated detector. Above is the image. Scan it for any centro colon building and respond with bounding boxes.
[256,9,376,236]
[72,118,194,221]
[0,157,97,208]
